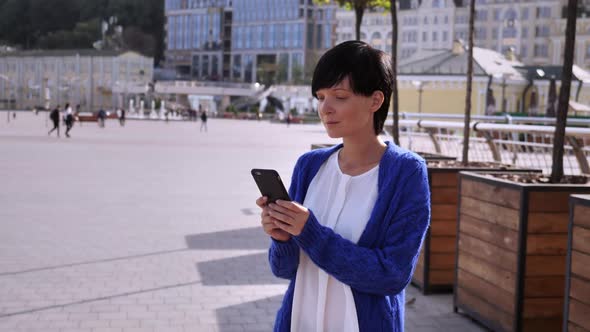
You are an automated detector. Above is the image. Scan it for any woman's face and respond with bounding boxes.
[315,78,383,139]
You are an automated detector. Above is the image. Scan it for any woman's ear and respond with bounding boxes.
[370,91,385,113]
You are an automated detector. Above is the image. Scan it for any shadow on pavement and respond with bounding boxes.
[216,294,283,331]
[197,252,288,286]
[185,227,268,250]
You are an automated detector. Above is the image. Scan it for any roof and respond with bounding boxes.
[515,64,590,82]
[398,43,525,80]
[0,49,149,58]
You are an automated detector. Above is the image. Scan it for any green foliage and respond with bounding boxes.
[226,104,236,114]
[315,0,389,12]
[0,0,164,64]
[37,19,101,49]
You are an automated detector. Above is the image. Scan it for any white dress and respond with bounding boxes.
[291,149,379,332]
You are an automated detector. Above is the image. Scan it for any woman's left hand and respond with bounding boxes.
[267,200,310,236]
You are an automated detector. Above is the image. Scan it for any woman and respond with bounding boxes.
[256,41,431,332]
[64,103,74,138]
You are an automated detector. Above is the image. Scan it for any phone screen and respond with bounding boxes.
[251,169,291,204]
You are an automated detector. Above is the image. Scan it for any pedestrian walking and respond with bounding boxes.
[75,104,82,127]
[256,41,430,332]
[200,109,208,132]
[119,108,126,126]
[97,109,106,128]
[48,105,61,137]
[64,103,74,138]
[286,112,292,127]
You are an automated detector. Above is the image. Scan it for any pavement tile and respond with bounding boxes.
[0,114,488,332]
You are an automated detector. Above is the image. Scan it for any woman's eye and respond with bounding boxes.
[335,96,348,100]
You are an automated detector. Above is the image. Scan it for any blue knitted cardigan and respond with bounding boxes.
[269,141,431,332]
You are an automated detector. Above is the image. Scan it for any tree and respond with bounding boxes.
[390,0,399,145]
[317,0,386,41]
[462,0,476,165]
[550,0,578,183]
[0,0,165,65]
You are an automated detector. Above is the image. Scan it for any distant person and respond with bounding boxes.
[97,109,106,128]
[48,105,60,137]
[64,103,74,138]
[75,104,81,127]
[286,112,292,127]
[200,109,208,132]
[119,108,126,126]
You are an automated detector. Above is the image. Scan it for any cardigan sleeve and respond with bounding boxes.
[292,160,431,295]
[267,155,303,280]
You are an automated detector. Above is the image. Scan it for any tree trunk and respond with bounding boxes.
[550,0,578,183]
[354,4,364,41]
[462,0,476,165]
[390,0,399,145]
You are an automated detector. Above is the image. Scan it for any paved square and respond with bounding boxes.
[0,112,485,331]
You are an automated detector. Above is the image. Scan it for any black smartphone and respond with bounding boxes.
[251,169,291,204]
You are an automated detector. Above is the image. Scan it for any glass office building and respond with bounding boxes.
[164,0,337,84]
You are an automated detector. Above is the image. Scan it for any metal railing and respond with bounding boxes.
[387,119,590,175]
[387,112,590,127]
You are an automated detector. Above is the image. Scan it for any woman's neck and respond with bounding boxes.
[338,135,387,175]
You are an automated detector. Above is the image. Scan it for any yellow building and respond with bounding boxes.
[396,39,590,116]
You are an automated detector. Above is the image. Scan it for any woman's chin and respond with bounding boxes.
[323,127,341,139]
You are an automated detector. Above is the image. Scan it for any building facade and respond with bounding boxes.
[335,0,590,68]
[164,0,338,84]
[0,50,153,111]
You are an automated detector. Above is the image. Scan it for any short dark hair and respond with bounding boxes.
[311,40,393,135]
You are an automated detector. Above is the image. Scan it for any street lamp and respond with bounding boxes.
[494,73,512,114]
[411,80,426,115]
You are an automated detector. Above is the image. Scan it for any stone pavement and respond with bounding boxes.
[0,112,486,331]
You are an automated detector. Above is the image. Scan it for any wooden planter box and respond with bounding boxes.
[454,172,590,332]
[412,165,539,294]
[563,195,590,332]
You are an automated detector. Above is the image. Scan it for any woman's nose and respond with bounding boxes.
[319,101,333,115]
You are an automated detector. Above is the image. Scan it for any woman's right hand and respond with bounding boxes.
[256,196,291,242]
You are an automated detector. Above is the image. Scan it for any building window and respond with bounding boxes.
[432,31,438,42]
[522,8,529,19]
[503,26,517,38]
[475,27,487,40]
[192,55,200,78]
[535,26,550,37]
[521,45,528,58]
[536,7,551,19]
[232,54,241,79]
[534,44,548,57]
[586,45,590,58]
[202,55,209,77]
[443,31,448,41]
[522,27,528,38]
[423,31,427,42]
[476,10,488,21]
[494,9,501,20]
[211,55,219,80]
